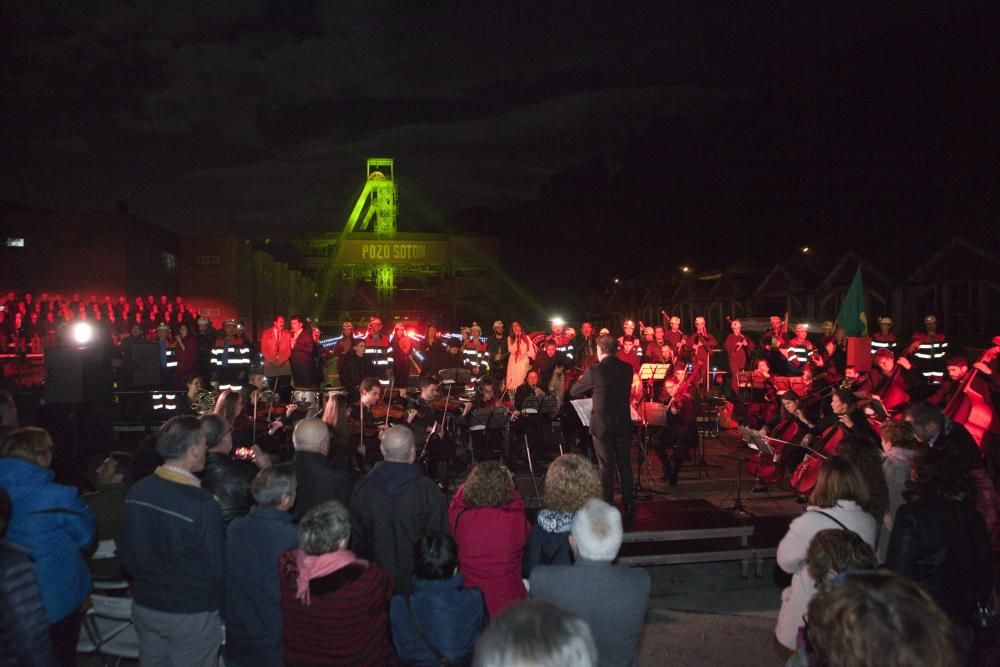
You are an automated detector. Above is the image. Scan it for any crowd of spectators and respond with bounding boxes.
[0,291,212,353]
[774,399,997,666]
[0,378,997,666]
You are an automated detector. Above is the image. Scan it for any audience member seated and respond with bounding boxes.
[280,500,396,666]
[877,420,922,561]
[292,418,354,519]
[0,427,96,666]
[886,446,992,655]
[349,425,448,595]
[529,499,651,667]
[118,416,225,666]
[523,453,602,577]
[473,600,598,667]
[774,457,877,652]
[390,533,487,666]
[805,571,960,667]
[448,461,530,617]
[0,486,59,666]
[225,464,299,667]
[82,450,133,579]
[198,414,264,527]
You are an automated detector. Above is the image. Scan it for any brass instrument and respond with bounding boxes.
[193,390,219,416]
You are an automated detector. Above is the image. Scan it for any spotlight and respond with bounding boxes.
[613,278,620,284]
[72,322,93,345]
[551,317,565,327]
[680,266,691,273]
[801,247,810,254]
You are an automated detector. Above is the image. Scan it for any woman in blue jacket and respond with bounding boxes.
[0,427,96,665]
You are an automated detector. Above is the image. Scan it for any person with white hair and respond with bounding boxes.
[528,499,650,667]
[473,600,597,667]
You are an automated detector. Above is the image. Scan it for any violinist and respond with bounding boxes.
[654,375,697,486]
[870,349,912,414]
[724,319,755,397]
[405,375,445,438]
[350,377,388,465]
[405,374,464,484]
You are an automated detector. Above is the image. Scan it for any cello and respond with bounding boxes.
[789,390,862,496]
[789,418,844,495]
[747,411,810,484]
[943,340,1000,450]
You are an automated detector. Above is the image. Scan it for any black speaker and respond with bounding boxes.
[129,343,162,387]
[44,346,113,403]
[44,348,84,403]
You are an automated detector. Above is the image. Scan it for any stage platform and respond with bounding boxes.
[515,427,804,574]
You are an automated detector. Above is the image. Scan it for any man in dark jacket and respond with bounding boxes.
[224,464,299,667]
[569,334,636,511]
[197,415,264,527]
[291,418,353,519]
[349,425,448,594]
[118,416,224,666]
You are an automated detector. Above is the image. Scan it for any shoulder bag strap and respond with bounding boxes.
[406,596,454,667]
[809,509,851,533]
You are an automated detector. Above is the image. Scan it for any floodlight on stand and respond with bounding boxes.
[73,322,93,345]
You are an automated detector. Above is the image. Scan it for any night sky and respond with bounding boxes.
[3,3,998,313]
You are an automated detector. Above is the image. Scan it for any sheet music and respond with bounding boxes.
[570,398,593,427]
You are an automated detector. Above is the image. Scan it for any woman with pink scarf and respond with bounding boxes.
[279,501,397,666]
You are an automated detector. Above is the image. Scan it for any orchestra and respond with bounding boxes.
[73,301,997,505]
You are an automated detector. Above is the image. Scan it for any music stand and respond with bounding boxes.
[468,408,509,464]
[439,368,472,385]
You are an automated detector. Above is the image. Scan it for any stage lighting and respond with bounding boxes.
[551,317,565,326]
[680,266,691,273]
[73,322,93,345]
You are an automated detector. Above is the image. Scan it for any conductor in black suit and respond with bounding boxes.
[569,333,635,511]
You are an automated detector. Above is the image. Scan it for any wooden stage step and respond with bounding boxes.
[617,498,796,572]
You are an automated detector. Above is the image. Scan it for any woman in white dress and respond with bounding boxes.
[505,321,536,392]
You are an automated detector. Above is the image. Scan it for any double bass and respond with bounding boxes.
[943,340,1000,450]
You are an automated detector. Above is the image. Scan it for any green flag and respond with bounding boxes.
[835,268,868,336]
